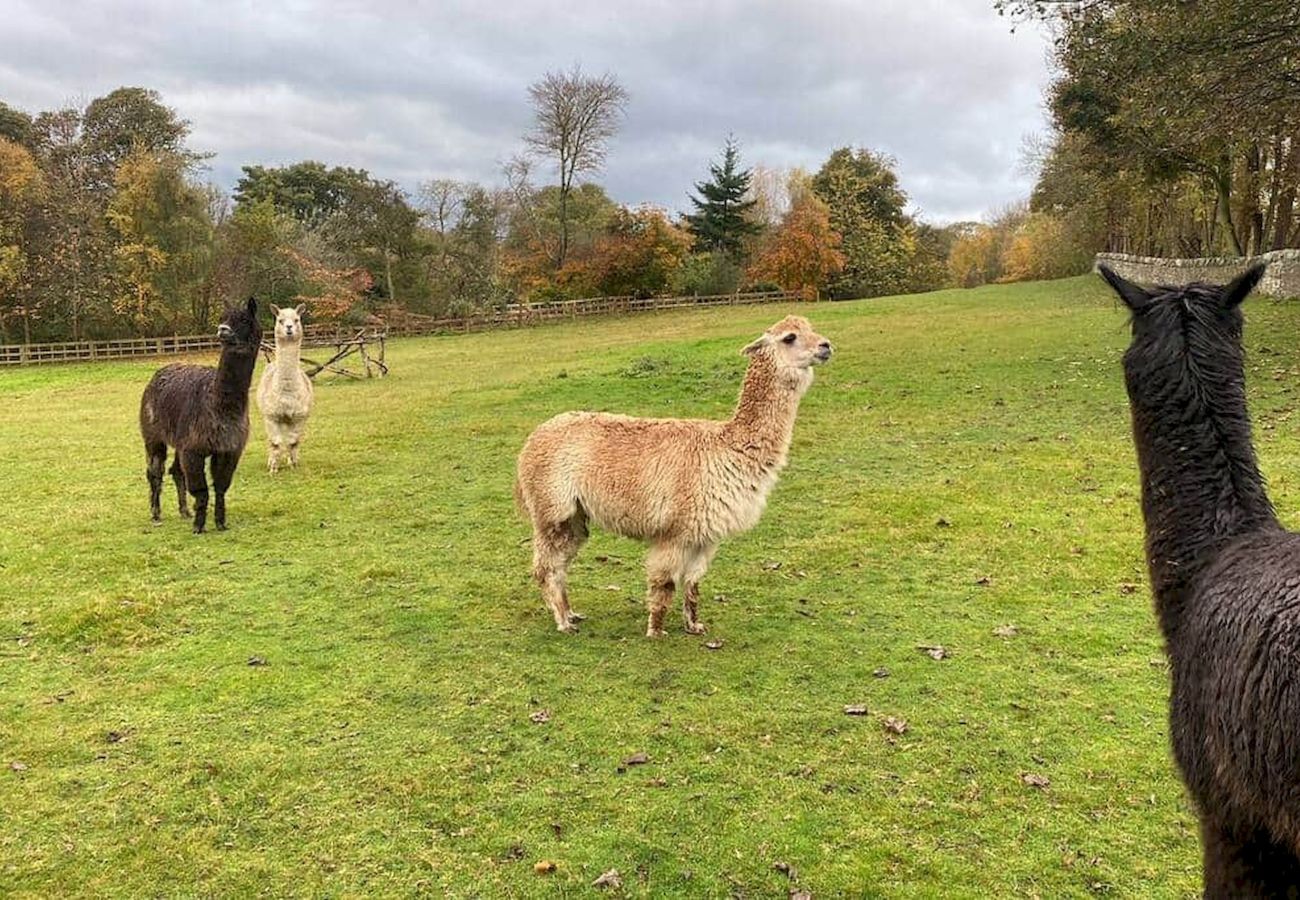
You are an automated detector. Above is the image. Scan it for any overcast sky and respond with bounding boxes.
[1,0,1052,223]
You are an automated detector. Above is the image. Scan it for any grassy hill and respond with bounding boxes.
[8,275,1296,896]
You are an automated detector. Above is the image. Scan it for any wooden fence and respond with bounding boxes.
[0,290,802,367]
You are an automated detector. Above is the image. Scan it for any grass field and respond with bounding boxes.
[5,276,1298,897]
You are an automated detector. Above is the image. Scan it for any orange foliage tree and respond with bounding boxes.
[746,195,845,300]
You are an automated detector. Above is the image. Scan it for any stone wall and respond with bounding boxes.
[1094,249,1300,299]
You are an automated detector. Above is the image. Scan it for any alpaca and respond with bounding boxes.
[516,315,832,637]
[139,297,262,534]
[1100,263,1300,895]
[256,304,314,473]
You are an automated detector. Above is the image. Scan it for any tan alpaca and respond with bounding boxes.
[516,315,832,637]
[256,305,314,473]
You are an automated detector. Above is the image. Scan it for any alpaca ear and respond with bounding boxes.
[294,303,306,319]
[1097,265,1153,312]
[246,296,258,316]
[269,304,281,318]
[1222,264,1266,308]
[741,334,770,356]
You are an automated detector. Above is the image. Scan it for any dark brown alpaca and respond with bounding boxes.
[139,298,262,534]
[1101,264,1300,897]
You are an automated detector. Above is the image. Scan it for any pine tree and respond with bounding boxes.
[685,137,761,258]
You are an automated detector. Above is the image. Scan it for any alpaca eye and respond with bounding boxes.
[782,334,797,344]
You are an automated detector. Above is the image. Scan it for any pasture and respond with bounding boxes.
[5,276,1296,896]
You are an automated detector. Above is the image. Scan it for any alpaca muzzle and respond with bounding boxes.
[217,324,233,341]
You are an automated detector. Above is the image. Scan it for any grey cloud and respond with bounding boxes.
[1,0,1050,222]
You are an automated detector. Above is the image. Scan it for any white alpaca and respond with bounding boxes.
[516,315,832,636]
[257,304,314,473]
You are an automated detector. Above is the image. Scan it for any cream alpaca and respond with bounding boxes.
[516,315,832,637]
[256,304,314,473]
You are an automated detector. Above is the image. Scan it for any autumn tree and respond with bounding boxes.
[686,137,761,258]
[524,66,628,270]
[0,139,45,342]
[812,147,917,298]
[580,205,692,297]
[81,87,196,191]
[746,195,845,300]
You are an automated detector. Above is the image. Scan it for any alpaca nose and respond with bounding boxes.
[817,340,832,357]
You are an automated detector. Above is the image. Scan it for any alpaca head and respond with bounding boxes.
[216,296,262,355]
[270,304,306,344]
[741,315,833,371]
[1099,265,1264,414]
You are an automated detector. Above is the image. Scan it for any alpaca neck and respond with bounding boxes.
[274,337,302,372]
[1131,381,1279,630]
[724,352,810,465]
[213,346,256,414]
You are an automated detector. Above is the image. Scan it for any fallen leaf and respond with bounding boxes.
[1118,582,1138,595]
[529,709,551,724]
[883,716,909,735]
[534,860,557,875]
[992,624,1018,638]
[502,844,525,861]
[974,576,992,586]
[622,751,649,767]
[247,656,268,667]
[704,640,724,650]
[773,861,798,879]
[935,517,952,528]
[1022,772,1051,789]
[592,869,623,889]
[9,761,27,772]
[917,645,948,660]
[762,561,783,571]
[603,584,622,592]
[843,704,869,716]
[872,667,891,679]
[106,730,126,743]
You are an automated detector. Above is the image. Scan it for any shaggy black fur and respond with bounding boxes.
[1101,263,1300,897]
[139,298,261,534]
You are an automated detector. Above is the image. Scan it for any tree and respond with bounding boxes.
[0,101,32,146]
[105,149,213,333]
[581,205,693,297]
[746,195,845,299]
[811,147,916,298]
[81,87,195,189]
[999,0,1300,256]
[235,161,368,228]
[0,139,45,342]
[685,137,761,258]
[524,66,628,270]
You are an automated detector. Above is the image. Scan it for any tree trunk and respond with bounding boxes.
[1213,159,1245,256]
[385,251,396,304]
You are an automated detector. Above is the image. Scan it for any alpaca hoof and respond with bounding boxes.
[646,627,666,639]
[192,526,205,535]
[216,523,227,532]
[685,622,707,635]
[557,623,579,634]
[568,612,586,622]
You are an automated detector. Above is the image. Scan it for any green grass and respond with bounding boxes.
[5,276,1297,897]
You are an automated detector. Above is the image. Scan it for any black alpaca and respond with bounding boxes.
[139,298,262,534]
[1101,263,1300,897]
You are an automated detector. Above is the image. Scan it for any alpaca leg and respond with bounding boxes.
[645,542,682,638]
[169,455,189,517]
[287,423,304,468]
[1201,816,1300,898]
[266,420,283,474]
[145,442,166,522]
[681,543,719,635]
[181,450,209,534]
[531,512,587,633]
[210,452,240,532]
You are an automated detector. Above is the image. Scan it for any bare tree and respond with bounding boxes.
[417,178,467,238]
[524,65,628,269]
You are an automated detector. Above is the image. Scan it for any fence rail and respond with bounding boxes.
[0,290,802,367]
